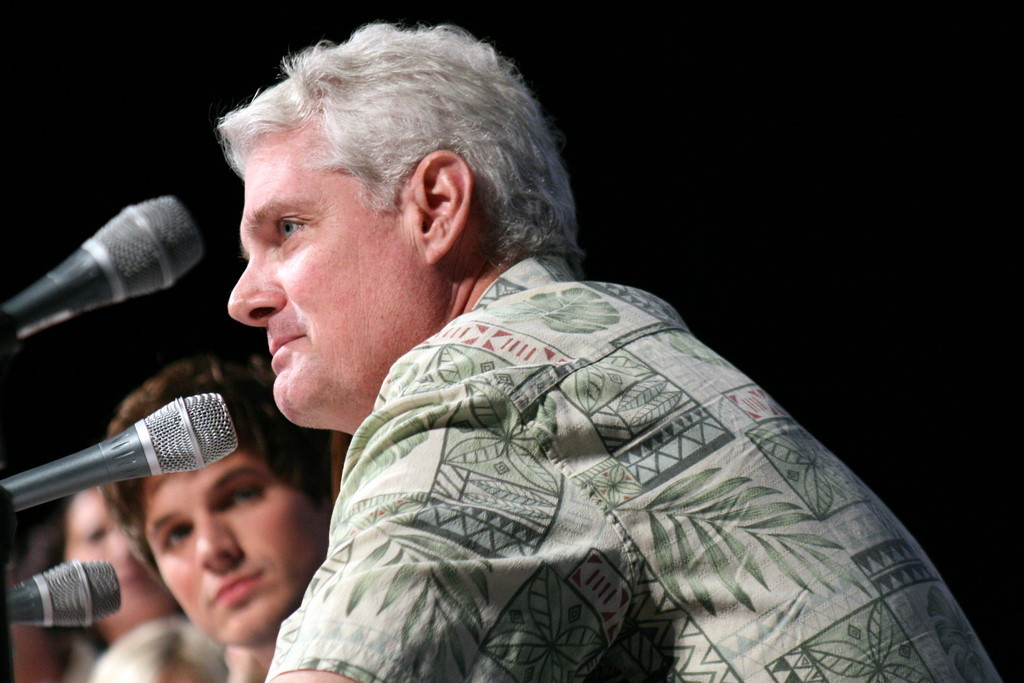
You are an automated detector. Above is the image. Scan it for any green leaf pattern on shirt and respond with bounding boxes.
[481,565,607,682]
[928,587,995,683]
[342,515,492,680]
[489,288,620,333]
[626,467,865,615]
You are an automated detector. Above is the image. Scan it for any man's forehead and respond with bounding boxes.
[144,450,271,503]
[240,131,340,215]
[242,143,310,208]
[142,468,199,507]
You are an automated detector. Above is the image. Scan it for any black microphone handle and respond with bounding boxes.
[6,577,45,625]
[1,196,203,342]
[0,425,153,512]
[2,247,116,340]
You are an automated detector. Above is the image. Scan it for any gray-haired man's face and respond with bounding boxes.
[228,126,451,433]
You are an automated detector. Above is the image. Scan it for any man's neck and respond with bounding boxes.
[448,260,506,319]
[224,643,271,683]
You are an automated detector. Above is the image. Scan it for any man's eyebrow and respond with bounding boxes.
[209,465,266,492]
[149,513,173,539]
[238,199,300,261]
[241,199,294,230]
[146,466,268,539]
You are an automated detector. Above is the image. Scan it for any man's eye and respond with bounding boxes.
[232,486,262,504]
[86,526,108,545]
[281,221,303,237]
[163,524,192,549]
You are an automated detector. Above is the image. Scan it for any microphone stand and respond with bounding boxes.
[0,311,17,358]
[1,313,18,680]
[1,310,19,471]
[1,485,15,683]
[0,311,17,359]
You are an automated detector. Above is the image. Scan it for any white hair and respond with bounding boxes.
[218,23,582,272]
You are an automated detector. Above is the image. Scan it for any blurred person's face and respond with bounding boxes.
[141,450,331,658]
[64,489,179,642]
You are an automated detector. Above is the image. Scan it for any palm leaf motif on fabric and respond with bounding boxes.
[343,517,492,681]
[769,599,936,682]
[333,492,431,541]
[927,587,996,683]
[625,467,865,615]
[563,352,685,453]
[489,287,620,333]
[343,380,513,509]
[481,565,607,682]
[442,390,557,487]
[422,392,562,558]
[451,388,548,450]
[410,345,509,395]
[591,574,740,683]
[385,360,424,397]
[581,459,646,506]
[583,281,686,327]
[666,330,737,370]
[749,422,867,520]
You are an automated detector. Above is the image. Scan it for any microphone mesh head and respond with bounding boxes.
[46,561,121,626]
[143,393,238,473]
[92,196,204,296]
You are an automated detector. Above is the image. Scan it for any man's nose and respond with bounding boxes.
[228,260,283,327]
[195,517,243,573]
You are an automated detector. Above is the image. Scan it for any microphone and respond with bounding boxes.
[0,393,237,512]
[1,196,203,342]
[7,560,120,626]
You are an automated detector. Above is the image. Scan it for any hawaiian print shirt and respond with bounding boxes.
[270,256,997,682]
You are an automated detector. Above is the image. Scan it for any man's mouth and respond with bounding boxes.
[214,572,263,608]
[269,333,302,357]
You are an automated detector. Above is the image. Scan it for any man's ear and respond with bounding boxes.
[404,150,475,265]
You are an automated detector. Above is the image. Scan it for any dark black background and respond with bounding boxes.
[0,10,1008,672]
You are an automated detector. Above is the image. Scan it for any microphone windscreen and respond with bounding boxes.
[90,196,203,297]
[44,560,120,626]
[143,393,237,473]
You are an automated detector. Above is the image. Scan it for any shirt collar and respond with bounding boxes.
[473,255,577,310]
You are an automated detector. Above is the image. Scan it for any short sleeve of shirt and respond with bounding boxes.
[269,360,632,682]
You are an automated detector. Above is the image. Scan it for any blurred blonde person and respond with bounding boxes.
[88,616,227,683]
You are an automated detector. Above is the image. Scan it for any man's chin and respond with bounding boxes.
[273,375,335,430]
[213,585,298,645]
[272,375,312,426]
[272,363,367,432]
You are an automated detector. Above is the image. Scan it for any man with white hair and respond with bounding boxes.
[222,23,997,682]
